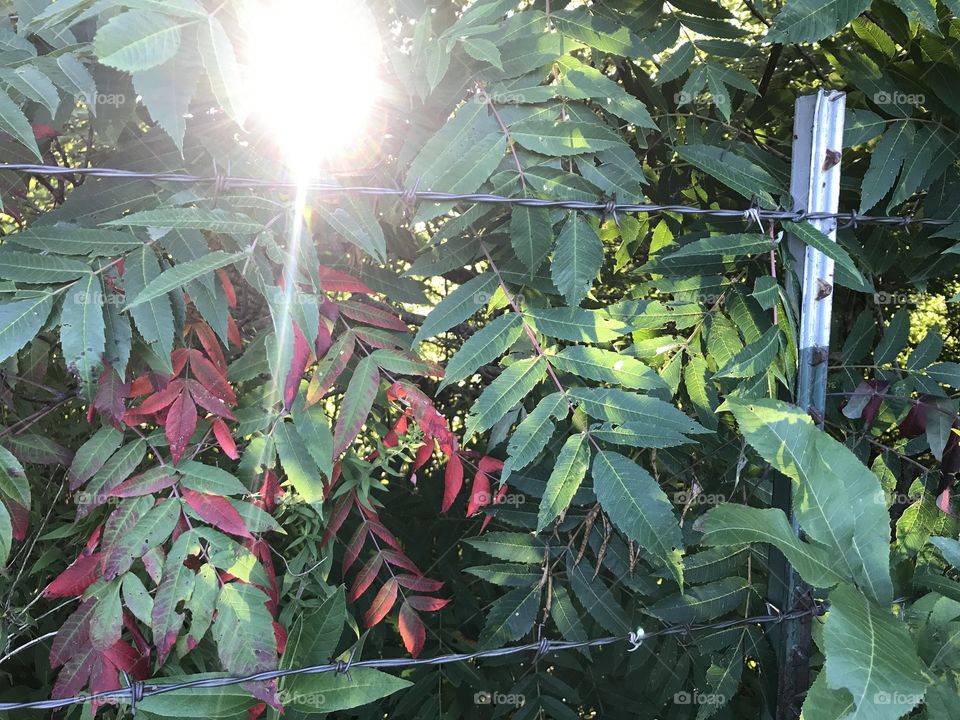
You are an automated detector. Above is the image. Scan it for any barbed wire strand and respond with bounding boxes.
[0,164,953,228]
[0,604,825,712]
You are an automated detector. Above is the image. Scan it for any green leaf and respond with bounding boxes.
[647,577,748,623]
[177,461,248,496]
[891,0,939,33]
[133,50,199,152]
[888,126,942,209]
[675,144,780,206]
[152,531,200,662]
[464,357,547,442]
[102,498,180,579]
[94,10,183,72]
[859,122,913,213]
[727,399,893,604]
[702,504,846,588]
[274,418,324,505]
[551,8,651,57]
[137,682,254,718]
[122,572,154,627]
[570,388,708,436]
[439,313,524,391]
[9,226,144,256]
[318,203,386,263]
[480,584,540,647]
[61,275,106,402]
[525,308,633,343]
[333,356,380,456]
[551,585,590,656]
[510,206,554,275]
[67,426,123,490]
[465,532,545,563]
[504,393,566,479]
[567,555,630,634]
[123,251,242,311]
[593,450,683,585]
[810,585,930,720]
[213,582,277,675]
[874,307,910,366]
[511,119,623,157]
[552,214,603,307]
[4,65,59,115]
[0,86,41,159]
[197,16,248,125]
[767,0,871,43]
[0,500,11,566]
[537,433,591,531]
[183,563,218,650]
[414,273,497,345]
[463,37,503,69]
[551,346,669,392]
[105,208,262,234]
[715,326,782,379]
[123,246,174,369]
[660,233,774,261]
[282,668,412,713]
[0,445,28,508]
[656,41,695,84]
[293,403,334,480]
[466,563,540,587]
[281,587,345,669]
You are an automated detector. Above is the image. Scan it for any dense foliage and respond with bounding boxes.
[1,0,960,718]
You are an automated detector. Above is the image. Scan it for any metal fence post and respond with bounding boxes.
[772,89,846,719]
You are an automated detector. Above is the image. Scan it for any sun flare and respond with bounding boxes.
[243,0,382,176]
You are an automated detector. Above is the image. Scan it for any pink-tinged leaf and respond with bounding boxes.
[89,653,120,710]
[348,554,383,601]
[94,365,130,427]
[187,379,236,419]
[318,266,373,293]
[352,327,404,350]
[343,522,367,574]
[212,418,240,459]
[380,549,422,575]
[51,646,96,699]
[189,352,236,404]
[320,490,353,547]
[50,598,97,667]
[109,470,177,498]
[104,639,150,679]
[442,455,464,513]
[315,321,333,359]
[939,488,952,514]
[466,469,491,517]
[183,489,252,538]
[339,300,409,332]
[43,553,102,599]
[101,499,181,580]
[193,320,228,374]
[366,519,402,551]
[32,123,58,140]
[138,380,183,415]
[399,601,426,657]
[228,316,242,347]
[7,500,28,541]
[166,392,198,465]
[306,334,355,406]
[142,546,164,584]
[333,356,380,456]
[396,574,444,592]
[406,596,451,612]
[363,577,398,628]
[284,322,312,409]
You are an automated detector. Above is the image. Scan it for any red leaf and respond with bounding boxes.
[94,365,130,427]
[315,321,333,359]
[43,553,102,599]
[366,519,402,551]
[228,316,242,347]
[7,500,28,541]
[165,391,198,465]
[217,269,237,308]
[188,379,236,419]
[182,489,252,538]
[442,455,464,513]
[318,266,373,293]
[348,554,383,601]
[320,490,353,547]
[399,601,426,657]
[413,442,433,473]
[52,647,96,699]
[466,470,491,518]
[109,472,178,498]
[189,351,236,404]
[481,484,510,532]
[138,379,184,415]
[212,418,240,459]
[50,598,97,667]
[273,621,288,656]
[363,577,398,628]
[900,402,927,438]
[258,470,283,514]
[343,522,367,573]
[284,322,312,409]
[193,322,228,374]
[32,123,58,140]
[396,574,444,592]
[339,300,409,332]
[104,639,150,680]
[306,334,355,406]
[380,549,422,575]
[406,596,450,612]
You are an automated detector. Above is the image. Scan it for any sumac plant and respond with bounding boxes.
[0,1,960,719]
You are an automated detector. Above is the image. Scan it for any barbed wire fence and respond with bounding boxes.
[0,603,826,712]
[0,163,954,228]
